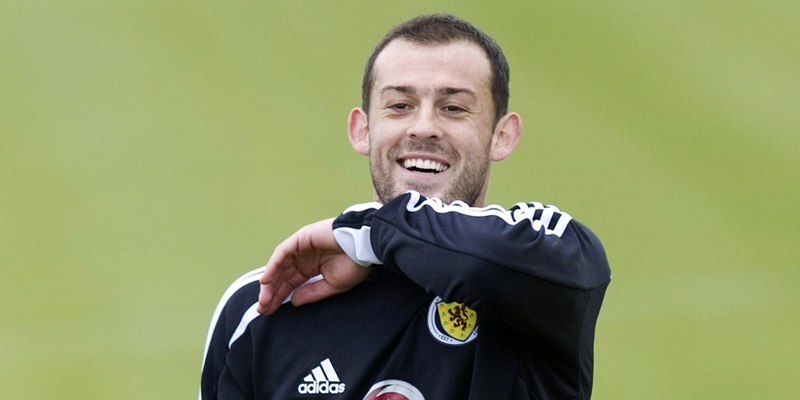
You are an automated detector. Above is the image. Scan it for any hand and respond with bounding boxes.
[257,218,371,315]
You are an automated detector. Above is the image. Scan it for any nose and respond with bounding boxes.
[407,105,442,140]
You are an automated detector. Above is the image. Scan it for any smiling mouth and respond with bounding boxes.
[401,158,450,174]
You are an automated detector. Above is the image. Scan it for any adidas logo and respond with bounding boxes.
[297,358,346,395]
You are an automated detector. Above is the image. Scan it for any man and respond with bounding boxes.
[201,14,611,400]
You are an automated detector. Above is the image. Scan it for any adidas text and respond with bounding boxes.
[297,381,346,395]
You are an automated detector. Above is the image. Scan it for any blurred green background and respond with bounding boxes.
[2,1,798,398]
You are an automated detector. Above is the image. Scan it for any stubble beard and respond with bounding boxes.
[370,140,491,207]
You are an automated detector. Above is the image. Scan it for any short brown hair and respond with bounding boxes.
[362,14,510,123]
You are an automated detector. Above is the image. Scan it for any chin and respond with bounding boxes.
[405,187,445,201]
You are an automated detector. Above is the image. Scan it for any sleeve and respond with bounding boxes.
[199,268,263,400]
[332,191,611,342]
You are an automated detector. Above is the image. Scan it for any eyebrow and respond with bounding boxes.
[379,85,413,96]
[438,87,477,98]
[379,85,477,98]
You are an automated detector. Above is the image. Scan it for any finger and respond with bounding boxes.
[258,277,300,315]
[290,279,341,307]
[258,281,286,315]
[257,256,289,314]
[257,283,276,314]
[260,247,294,285]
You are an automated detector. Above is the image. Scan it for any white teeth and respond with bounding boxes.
[403,158,448,172]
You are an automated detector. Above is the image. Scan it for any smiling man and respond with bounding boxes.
[352,38,519,207]
[201,14,611,400]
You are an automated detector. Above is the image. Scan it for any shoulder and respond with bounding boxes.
[200,267,266,396]
[212,267,264,322]
[201,267,263,355]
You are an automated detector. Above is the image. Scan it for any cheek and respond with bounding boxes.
[369,138,389,159]
[368,128,400,156]
[455,134,492,157]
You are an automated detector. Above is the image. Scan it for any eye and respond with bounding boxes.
[390,103,410,111]
[443,105,466,113]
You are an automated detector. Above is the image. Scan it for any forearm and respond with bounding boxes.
[334,191,611,321]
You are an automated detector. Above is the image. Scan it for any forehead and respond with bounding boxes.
[371,39,492,99]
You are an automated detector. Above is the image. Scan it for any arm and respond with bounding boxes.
[335,191,611,339]
[259,191,611,338]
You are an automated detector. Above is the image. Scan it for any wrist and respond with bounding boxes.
[332,202,383,267]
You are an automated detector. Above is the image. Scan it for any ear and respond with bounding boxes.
[348,107,370,156]
[490,112,521,161]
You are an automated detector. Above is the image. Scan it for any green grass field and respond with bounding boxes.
[2,1,798,398]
